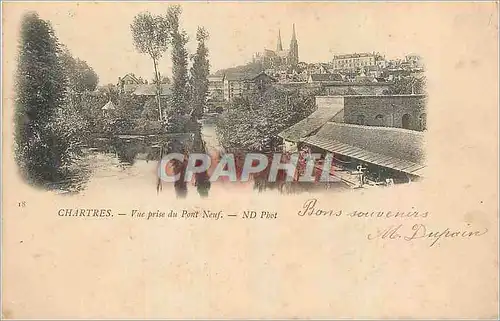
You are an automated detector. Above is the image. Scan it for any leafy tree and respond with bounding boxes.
[61,47,99,92]
[215,87,317,152]
[14,12,73,185]
[141,96,169,120]
[189,27,210,119]
[130,12,171,120]
[167,5,189,118]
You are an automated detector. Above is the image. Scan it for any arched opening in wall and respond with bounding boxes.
[402,114,411,129]
[375,114,385,127]
[419,113,427,131]
[356,114,365,125]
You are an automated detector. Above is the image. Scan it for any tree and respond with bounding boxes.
[167,5,189,118]
[215,87,317,152]
[189,27,210,119]
[61,47,99,92]
[130,12,171,120]
[14,12,72,185]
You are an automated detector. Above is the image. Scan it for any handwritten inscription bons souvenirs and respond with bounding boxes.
[297,198,488,247]
[297,198,429,218]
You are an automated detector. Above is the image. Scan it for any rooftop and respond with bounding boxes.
[278,106,344,143]
[301,122,426,175]
[309,73,343,82]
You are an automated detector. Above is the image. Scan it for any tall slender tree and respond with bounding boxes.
[14,12,70,185]
[130,12,170,120]
[190,27,210,120]
[167,5,189,117]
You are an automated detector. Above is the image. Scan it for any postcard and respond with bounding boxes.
[2,1,498,319]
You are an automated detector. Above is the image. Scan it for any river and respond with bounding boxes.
[51,114,349,196]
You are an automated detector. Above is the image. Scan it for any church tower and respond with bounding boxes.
[288,24,299,66]
[277,29,283,52]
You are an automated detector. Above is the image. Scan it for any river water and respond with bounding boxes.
[52,115,349,196]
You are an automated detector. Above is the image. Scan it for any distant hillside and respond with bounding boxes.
[214,61,264,77]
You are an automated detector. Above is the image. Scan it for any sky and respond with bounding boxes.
[4,2,440,85]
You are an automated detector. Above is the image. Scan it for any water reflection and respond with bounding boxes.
[50,128,347,195]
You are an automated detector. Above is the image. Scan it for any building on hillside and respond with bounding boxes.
[306,63,330,75]
[331,52,385,71]
[405,54,423,69]
[208,76,225,101]
[207,75,226,113]
[223,72,276,101]
[363,65,381,78]
[252,24,299,68]
[307,73,344,84]
[223,73,247,101]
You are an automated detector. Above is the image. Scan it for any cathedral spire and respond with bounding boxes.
[277,29,283,52]
[288,23,299,66]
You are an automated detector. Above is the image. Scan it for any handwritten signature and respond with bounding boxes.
[367,224,488,247]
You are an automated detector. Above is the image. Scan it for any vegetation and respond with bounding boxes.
[130,12,171,120]
[61,46,99,92]
[189,27,210,120]
[14,12,74,186]
[167,5,190,119]
[216,87,318,152]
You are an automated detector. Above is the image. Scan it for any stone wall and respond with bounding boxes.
[343,95,427,131]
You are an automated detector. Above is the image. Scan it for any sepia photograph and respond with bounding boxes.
[2,1,498,319]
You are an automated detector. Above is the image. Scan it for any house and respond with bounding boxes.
[118,73,143,93]
[207,75,226,113]
[223,71,276,101]
[306,63,330,75]
[246,72,277,92]
[223,73,247,101]
[307,73,343,84]
[331,52,385,71]
[208,76,225,101]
